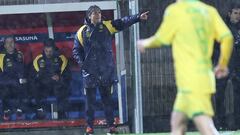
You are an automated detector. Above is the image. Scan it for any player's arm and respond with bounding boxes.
[103,11,149,34]
[213,8,233,78]
[218,35,233,68]
[103,14,140,34]
[138,7,176,52]
[72,26,86,66]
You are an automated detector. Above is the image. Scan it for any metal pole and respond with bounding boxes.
[114,6,124,124]
[129,0,143,133]
[46,13,54,39]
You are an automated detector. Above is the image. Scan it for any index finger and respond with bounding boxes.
[142,11,150,15]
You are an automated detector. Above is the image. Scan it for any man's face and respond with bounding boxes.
[44,47,53,58]
[4,37,15,54]
[229,8,240,24]
[89,10,102,25]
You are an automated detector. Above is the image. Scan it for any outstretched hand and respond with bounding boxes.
[140,11,149,20]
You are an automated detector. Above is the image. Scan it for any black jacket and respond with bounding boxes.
[33,52,70,85]
[73,14,141,88]
[0,50,25,86]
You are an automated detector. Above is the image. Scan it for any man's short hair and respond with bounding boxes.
[44,44,54,49]
[3,35,15,44]
[87,5,101,17]
[228,2,240,13]
[44,38,55,47]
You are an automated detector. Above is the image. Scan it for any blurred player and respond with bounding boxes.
[137,0,233,135]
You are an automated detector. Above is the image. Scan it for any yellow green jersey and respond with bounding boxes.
[144,0,233,93]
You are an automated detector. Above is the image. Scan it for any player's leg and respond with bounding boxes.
[190,93,219,135]
[171,92,190,135]
[170,111,188,135]
[98,85,117,134]
[85,87,97,135]
[193,115,219,135]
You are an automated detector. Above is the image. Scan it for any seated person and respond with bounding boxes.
[30,41,70,120]
[0,36,27,121]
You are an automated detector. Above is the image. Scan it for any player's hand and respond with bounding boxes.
[52,75,60,81]
[137,39,147,53]
[214,65,229,79]
[140,11,149,20]
[19,78,27,84]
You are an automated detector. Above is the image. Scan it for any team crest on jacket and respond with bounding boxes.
[17,53,23,62]
[39,59,45,68]
[6,59,12,67]
[86,31,91,38]
[86,27,91,38]
[99,24,103,32]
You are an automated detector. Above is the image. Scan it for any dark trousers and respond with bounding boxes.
[215,77,228,126]
[85,85,114,128]
[215,74,240,129]
[32,78,69,118]
[0,79,26,114]
[232,76,240,127]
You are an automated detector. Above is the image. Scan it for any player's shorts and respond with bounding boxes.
[173,92,214,119]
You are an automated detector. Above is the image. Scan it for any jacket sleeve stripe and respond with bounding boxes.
[0,54,5,72]
[77,25,87,46]
[33,54,43,72]
[60,55,68,74]
[103,20,118,34]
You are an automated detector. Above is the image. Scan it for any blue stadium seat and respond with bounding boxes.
[25,113,36,120]
[67,111,85,119]
[68,96,85,103]
[44,96,57,104]
[95,110,119,118]
[70,71,83,96]
[69,71,85,103]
